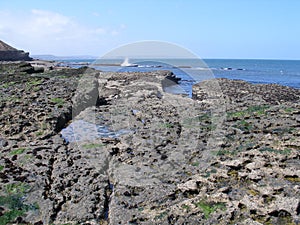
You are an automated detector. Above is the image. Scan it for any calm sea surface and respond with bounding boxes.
[60,58,300,96]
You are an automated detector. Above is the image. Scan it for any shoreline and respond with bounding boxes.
[0,62,299,224]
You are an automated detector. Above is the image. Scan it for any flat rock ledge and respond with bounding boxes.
[0,63,299,224]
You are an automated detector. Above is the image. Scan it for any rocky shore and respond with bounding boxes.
[0,62,299,224]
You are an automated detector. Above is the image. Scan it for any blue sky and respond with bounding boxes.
[0,0,299,59]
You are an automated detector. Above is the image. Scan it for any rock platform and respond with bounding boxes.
[0,63,299,224]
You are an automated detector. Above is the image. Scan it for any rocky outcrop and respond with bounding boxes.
[0,40,32,61]
[193,78,300,105]
[0,66,299,224]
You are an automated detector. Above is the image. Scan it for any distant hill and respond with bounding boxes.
[32,55,97,61]
[0,40,32,61]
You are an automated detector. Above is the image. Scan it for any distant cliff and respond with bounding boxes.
[0,40,32,61]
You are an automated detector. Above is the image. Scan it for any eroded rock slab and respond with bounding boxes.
[0,66,299,224]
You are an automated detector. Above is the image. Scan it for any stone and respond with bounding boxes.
[0,137,8,147]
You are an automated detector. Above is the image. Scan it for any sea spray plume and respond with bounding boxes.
[120,57,138,67]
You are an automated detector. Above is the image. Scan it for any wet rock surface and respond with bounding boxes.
[0,63,299,224]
